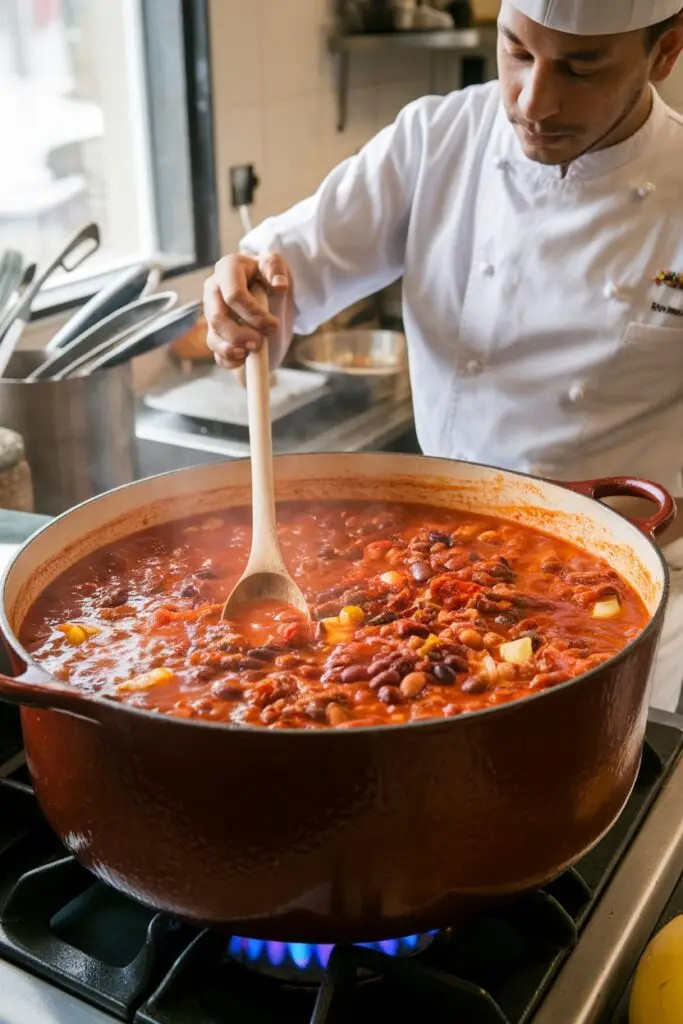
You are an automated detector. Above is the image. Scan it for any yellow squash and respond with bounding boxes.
[630,916,683,1024]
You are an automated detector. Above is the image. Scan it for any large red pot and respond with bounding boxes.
[0,455,674,942]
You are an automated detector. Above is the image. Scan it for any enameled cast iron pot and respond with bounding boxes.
[0,454,675,942]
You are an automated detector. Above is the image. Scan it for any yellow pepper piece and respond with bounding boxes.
[56,623,88,646]
[81,624,101,637]
[320,617,353,645]
[116,667,174,693]
[500,637,533,665]
[339,605,364,627]
[419,633,441,656]
[592,596,621,620]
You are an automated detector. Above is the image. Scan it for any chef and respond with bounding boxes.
[204,0,683,711]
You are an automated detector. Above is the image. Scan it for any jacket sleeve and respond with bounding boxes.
[240,98,436,336]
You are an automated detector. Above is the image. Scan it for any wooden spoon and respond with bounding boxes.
[221,284,310,622]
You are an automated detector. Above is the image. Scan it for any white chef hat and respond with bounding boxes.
[510,0,682,35]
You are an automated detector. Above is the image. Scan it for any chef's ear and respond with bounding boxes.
[648,15,683,83]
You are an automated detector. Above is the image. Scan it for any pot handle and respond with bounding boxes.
[0,664,104,724]
[560,477,676,539]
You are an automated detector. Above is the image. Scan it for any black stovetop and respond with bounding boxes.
[0,702,681,1024]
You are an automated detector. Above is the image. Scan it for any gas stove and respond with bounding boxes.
[0,702,682,1024]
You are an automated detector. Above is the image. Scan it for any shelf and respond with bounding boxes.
[328,27,497,130]
[330,27,490,53]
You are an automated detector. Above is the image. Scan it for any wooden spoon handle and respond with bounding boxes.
[245,284,281,570]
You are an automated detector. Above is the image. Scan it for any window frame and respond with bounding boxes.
[27,0,219,323]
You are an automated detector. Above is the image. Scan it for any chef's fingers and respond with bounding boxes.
[206,325,254,366]
[212,254,279,335]
[258,253,291,293]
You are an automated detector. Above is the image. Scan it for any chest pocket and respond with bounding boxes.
[592,321,683,409]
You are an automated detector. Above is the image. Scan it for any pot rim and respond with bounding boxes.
[0,452,671,737]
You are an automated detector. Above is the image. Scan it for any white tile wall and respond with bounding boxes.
[209,0,477,253]
[209,0,683,258]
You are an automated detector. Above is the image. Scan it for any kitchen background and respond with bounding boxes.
[1,0,683,517]
[1,7,683,1024]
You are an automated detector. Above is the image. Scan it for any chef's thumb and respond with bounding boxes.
[259,253,290,291]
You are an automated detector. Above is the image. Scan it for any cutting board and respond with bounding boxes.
[143,365,329,427]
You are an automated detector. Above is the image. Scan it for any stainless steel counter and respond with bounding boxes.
[135,366,417,477]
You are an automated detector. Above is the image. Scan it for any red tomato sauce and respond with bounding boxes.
[19,500,649,729]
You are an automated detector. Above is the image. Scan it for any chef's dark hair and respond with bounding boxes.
[645,10,682,50]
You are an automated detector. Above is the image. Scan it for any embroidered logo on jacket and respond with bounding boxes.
[655,270,683,291]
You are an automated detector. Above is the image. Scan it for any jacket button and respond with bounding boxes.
[465,359,484,376]
[636,182,656,199]
[494,156,509,171]
[568,382,585,404]
[482,263,495,277]
[603,282,628,301]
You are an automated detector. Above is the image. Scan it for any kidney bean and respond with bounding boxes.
[400,671,428,698]
[340,665,370,684]
[475,595,506,615]
[195,560,218,579]
[459,628,484,651]
[275,653,304,670]
[429,531,452,547]
[99,586,129,608]
[320,667,345,685]
[461,678,489,695]
[443,655,469,674]
[396,619,430,639]
[410,561,432,583]
[239,656,270,671]
[433,663,458,685]
[368,611,398,627]
[378,684,402,705]
[444,556,470,572]
[313,601,342,620]
[180,583,200,600]
[248,647,278,661]
[483,632,503,649]
[298,665,321,680]
[369,669,401,691]
[187,665,218,684]
[210,679,244,700]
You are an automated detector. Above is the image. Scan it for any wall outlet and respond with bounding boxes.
[230,164,260,208]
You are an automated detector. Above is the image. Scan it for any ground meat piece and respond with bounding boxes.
[99,587,128,608]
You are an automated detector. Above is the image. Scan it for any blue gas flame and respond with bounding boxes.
[228,931,434,972]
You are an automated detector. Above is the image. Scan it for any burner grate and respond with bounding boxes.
[0,722,680,1024]
[0,849,196,1020]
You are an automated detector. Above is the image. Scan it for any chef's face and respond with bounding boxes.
[498,3,683,166]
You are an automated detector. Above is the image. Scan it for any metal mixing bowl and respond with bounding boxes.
[294,330,407,377]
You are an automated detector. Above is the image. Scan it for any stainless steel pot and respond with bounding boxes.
[0,351,137,515]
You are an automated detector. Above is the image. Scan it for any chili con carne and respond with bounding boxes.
[20,500,649,729]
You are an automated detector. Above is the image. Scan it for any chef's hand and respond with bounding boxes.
[203,253,292,370]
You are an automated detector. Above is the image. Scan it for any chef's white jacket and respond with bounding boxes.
[242,80,683,710]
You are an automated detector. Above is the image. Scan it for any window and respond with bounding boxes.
[0,0,218,314]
